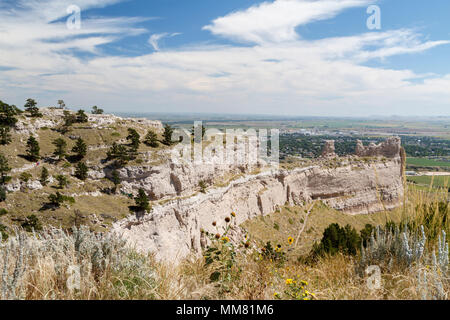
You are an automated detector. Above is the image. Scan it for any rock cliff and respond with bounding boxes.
[112,138,405,263]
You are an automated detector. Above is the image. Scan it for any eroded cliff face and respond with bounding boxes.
[112,138,405,263]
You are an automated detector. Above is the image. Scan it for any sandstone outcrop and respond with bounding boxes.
[109,156,254,200]
[321,140,336,158]
[112,138,405,263]
[355,137,401,158]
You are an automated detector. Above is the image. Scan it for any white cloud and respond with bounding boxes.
[203,0,373,44]
[0,0,449,116]
[149,33,181,51]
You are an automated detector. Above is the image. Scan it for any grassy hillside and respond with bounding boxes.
[0,108,170,233]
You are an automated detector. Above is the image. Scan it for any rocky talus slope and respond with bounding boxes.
[112,138,405,262]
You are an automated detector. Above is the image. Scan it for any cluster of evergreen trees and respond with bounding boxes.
[0,100,20,201]
[106,124,174,168]
[310,223,375,259]
[0,98,157,216]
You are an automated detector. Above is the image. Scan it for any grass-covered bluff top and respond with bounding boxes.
[0,99,176,235]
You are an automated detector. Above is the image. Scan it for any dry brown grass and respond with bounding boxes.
[149,251,433,300]
[147,187,448,301]
[1,184,448,300]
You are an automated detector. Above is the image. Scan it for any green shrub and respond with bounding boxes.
[0,126,12,145]
[199,181,207,193]
[0,187,6,202]
[21,214,42,232]
[19,172,32,183]
[127,128,140,152]
[75,162,88,180]
[312,223,361,257]
[26,135,40,161]
[134,188,150,213]
[360,224,375,248]
[40,167,49,186]
[55,175,69,189]
[144,130,159,148]
[48,192,75,207]
[0,223,8,241]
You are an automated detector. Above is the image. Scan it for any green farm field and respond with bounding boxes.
[407,175,450,189]
[406,157,450,167]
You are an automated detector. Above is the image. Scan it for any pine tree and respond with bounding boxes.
[127,128,141,152]
[75,162,88,180]
[63,110,76,127]
[163,124,174,146]
[22,214,42,232]
[26,135,40,161]
[107,142,119,159]
[107,142,130,167]
[91,106,104,114]
[24,98,42,117]
[0,126,12,145]
[0,187,6,202]
[135,188,150,213]
[19,172,32,183]
[48,192,65,207]
[76,109,88,123]
[0,100,19,127]
[57,100,66,109]
[40,167,49,186]
[111,169,121,193]
[116,144,131,167]
[55,174,69,189]
[52,138,67,161]
[72,137,87,160]
[144,129,159,147]
[0,153,11,184]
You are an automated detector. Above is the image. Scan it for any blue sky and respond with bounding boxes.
[1,0,450,116]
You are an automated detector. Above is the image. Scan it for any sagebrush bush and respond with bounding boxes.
[0,226,156,300]
[359,223,448,300]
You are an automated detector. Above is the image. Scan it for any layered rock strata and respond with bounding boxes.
[112,138,405,262]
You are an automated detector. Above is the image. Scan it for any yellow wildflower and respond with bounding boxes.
[285,279,294,285]
[288,237,294,245]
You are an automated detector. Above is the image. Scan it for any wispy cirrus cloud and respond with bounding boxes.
[0,0,449,116]
[203,0,374,44]
[149,33,181,51]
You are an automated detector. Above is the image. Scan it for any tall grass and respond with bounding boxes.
[0,184,448,300]
[0,226,156,300]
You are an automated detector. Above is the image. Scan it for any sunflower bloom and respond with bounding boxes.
[288,237,294,245]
